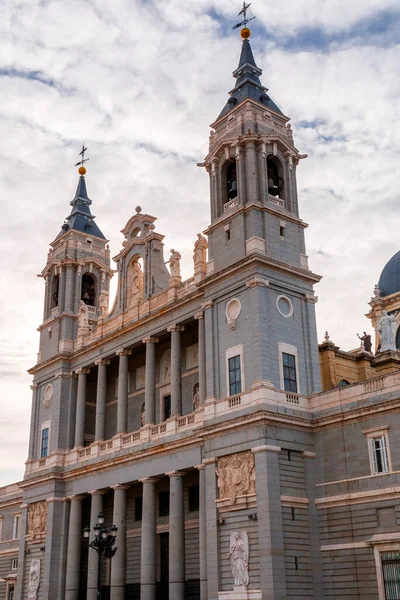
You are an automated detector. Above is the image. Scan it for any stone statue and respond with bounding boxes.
[373,284,381,298]
[161,351,171,383]
[378,310,397,352]
[27,558,40,599]
[193,234,208,271]
[130,261,144,306]
[228,531,249,589]
[27,501,48,539]
[193,383,200,410]
[357,331,372,353]
[99,290,109,318]
[141,402,145,426]
[169,249,181,279]
[78,301,89,328]
[216,451,256,504]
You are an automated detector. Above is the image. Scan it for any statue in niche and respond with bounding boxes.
[378,310,397,352]
[216,451,256,504]
[193,233,208,271]
[141,402,145,426]
[99,290,109,318]
[169,249,181,279]
[228,532,249,589]
[357,331,372,353]
[27,501,48,539]
[161,350,171,383]
[130,261,144,306]
[193,383,200,410]
[27,559,40,599]
[78,301,89,328]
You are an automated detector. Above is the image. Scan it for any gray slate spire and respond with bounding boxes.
[57,174,106,240]
[218,37,282,118]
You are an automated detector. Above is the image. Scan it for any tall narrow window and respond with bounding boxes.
[370,435,390,474]
[226,161,237,201]
[282,353,297,393]
[7,585,15,600]
[81,273,96,306]
[228,355,242,396]
[41,428,49,458]
[51,275,59,309]
[12,515,20,540]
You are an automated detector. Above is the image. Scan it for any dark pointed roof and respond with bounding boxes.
[56,174,106,240]
[218,37,282,119]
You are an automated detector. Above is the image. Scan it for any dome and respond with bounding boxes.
[378,250,400,297]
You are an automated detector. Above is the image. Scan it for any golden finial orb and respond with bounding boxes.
[240,27,251,39]
[78,166,87,176]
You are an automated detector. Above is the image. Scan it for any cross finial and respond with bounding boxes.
[232,2,256,31]
[74,142,90,169]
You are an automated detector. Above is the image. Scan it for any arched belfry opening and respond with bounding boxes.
[51,275,59,309]
[396,327,400,350]
[267,156,284,198]
[226,161,237,201]
[81,273,96,306]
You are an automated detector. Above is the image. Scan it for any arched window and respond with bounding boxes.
[51,275,59,308]
[267,156,284,198]
[81,273,96,306]
[226,161,237,201]
[338,379,350,388]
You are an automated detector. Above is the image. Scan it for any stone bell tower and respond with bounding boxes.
[38,160,113,363]
[202,27,309,276]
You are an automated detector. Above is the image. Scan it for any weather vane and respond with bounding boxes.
[232,2,256,30]
[74,143,90,168]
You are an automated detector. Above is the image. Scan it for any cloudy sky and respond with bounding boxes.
[1,0,400,486]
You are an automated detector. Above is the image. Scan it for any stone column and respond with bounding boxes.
[28,384,39,459]
[14,504,28,600]
[64,265,75,313]
[168,472,186,600]
[116,349,132,434]
[111,485,129,600]
[140,478,158,600]
[43,274,51,321]
[143,336,159,424]
[252,445,287,598]
[168,325,184,416]
[74,368,89,448]
[204,458,219,598]
[74,264,83,314]
[42,498,70,600]
[245,141,259,203]
[203,300,215,400]
[59,266,66,313]
[87,491,105,600]
[195,464,207,600]
[65,495,84,600]
[94,359,109,441]
[195,312,206,405]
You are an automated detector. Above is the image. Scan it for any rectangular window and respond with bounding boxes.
[135,496,143,521]
[158,491,169,517]
[188,486,200,512]
[381,551,400,599]
[12,515,20,540]
[282,352,298,393]
[11,558,18,570]
[370,436,390,474]
[228,355,242,396]
[163,395,171,421]
[41,427,49,458]
[7,585,15,600]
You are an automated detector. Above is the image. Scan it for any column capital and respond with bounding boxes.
[202,457,217,465]
[75,367,90,375]
[88,489,108,496]
[116,348,132,356]
[252,444,281,454]
[167,324,185,333]
[246,276,270,289]
[30,384,38,391]
[166,471,187,478]
[139,477,159,484]
[194,311,204,320]
[194,464,205,471]
[302,451,316,459]
[142,336,159,344]
[111,484,130,491]
[201,299,214,310]
[67,494,86,501]
[95,358,110,366]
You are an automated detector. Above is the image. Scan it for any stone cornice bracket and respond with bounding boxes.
[116,348,132,357]
[88,489,108,496]
[194,311,205,320]
[246,276,270,289]
[142,336,159,344]
[139,477,159,484]
[194,464,205,471]
[55,370,73,379]
[167,324,185,333]
[202,457,217,465]
[111,484,130,491]
[251,445,281,454]
[75,367,90,375]
[166,471,187,478]
[95,358,111,366]
[30,384,38,391]
[201,299,214,310]
[305,293,318,304]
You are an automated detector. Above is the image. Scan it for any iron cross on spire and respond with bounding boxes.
[232,2,256,30]
[74,142,90,168]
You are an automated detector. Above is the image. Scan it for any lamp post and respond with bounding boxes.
[84,512,118,599]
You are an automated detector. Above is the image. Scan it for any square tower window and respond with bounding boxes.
[228,355,242,396]
[12,515,20,540]
[41,428,49,458]
[282,353,298,393]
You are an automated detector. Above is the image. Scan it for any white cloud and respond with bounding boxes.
[0,0,399,485]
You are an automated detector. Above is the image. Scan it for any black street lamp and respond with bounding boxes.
[83,513,118,599]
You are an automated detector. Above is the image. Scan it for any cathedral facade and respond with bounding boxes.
[1,25,400,600]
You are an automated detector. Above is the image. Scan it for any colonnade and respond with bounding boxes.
[73,314,206,448]
[64,468,207,600]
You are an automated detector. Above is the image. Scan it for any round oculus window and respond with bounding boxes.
[276,295,294,318]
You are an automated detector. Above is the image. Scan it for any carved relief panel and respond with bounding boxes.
[216,450,255,504]
[27,501,47,539]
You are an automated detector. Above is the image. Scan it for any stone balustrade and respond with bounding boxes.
[268,193,284,207]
